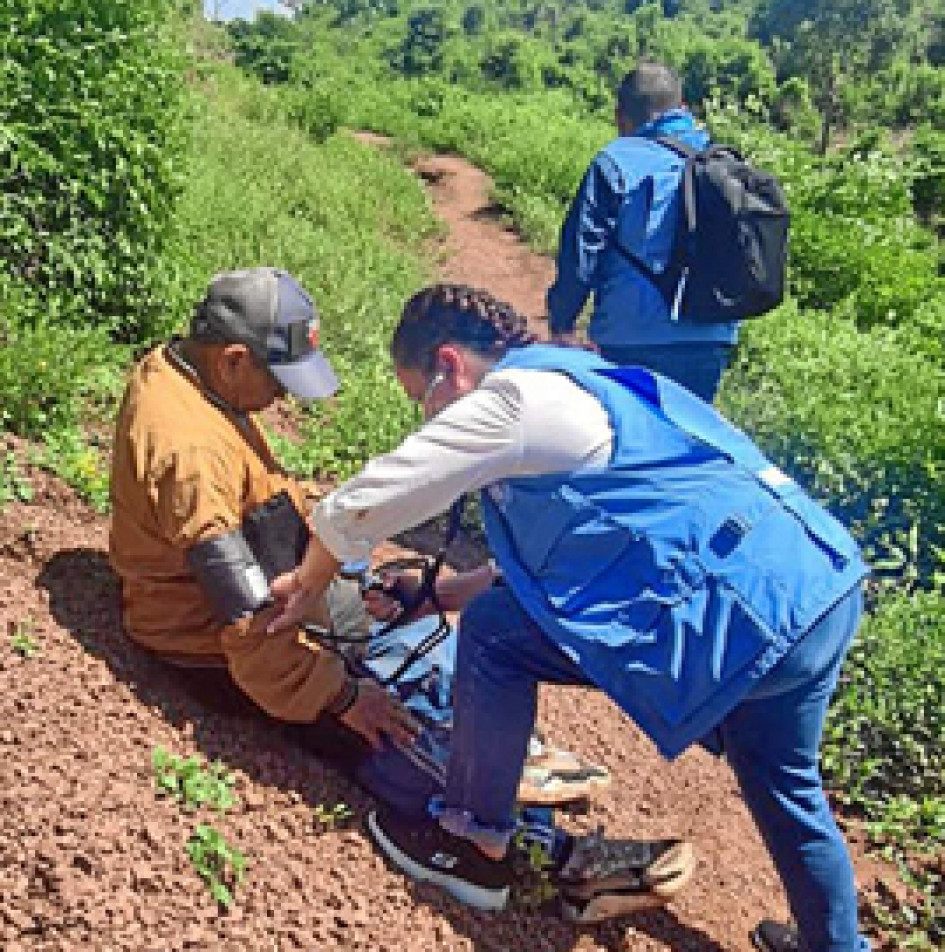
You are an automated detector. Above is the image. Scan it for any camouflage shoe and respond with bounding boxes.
[555,828,695,924]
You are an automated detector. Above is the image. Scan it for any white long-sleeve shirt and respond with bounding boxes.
[313,368,614,563]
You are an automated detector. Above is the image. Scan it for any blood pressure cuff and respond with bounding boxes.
[186,490,311,626]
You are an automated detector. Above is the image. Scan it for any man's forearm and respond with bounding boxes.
[294,529,342,598]
[548,221,591,334]
[222,602,348,723]
[435,564,501,612]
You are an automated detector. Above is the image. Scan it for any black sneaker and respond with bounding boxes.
[367,809,511,911]
[555,830,696,924]
[751,920,801,952]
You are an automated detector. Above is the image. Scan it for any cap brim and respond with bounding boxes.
[269,351,339,401]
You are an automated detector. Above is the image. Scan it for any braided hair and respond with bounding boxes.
[391,283,536,373]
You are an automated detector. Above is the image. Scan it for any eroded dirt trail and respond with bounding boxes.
[0,139,898,952]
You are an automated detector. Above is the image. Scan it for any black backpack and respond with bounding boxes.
[617,135,790,323]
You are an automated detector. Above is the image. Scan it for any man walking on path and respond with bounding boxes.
[547,61,738,402]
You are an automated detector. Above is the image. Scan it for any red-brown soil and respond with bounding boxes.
[0,142,911,951]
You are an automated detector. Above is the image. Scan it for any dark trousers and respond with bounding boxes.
[597,342,733,403]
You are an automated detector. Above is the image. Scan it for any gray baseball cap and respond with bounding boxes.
[190,267,339,401]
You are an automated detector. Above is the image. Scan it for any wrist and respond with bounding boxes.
[325,675,359,717]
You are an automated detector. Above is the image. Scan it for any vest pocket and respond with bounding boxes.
[775,487,853,571]
[505,484,703,620]
[604,579,779,730]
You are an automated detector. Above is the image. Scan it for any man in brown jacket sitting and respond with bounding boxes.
[109,267,694,921]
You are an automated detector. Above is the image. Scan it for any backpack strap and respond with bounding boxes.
[651,134,697,159]
[653,135,699,239]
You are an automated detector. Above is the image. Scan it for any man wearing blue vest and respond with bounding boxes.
[271,285,871,952]
[547,62,738,402]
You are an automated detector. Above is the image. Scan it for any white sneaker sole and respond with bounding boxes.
[517,766,612,805]
[367,811,509,912]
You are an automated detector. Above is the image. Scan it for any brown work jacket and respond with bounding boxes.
[109,343,350,722]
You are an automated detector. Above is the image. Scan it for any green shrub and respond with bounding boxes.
[281,81,348,143]
[1,0,191,342]
[0,452,32,508]
[720,308,945,592]
[824,591,944,848]
[0,313,120,437]
[37,426,111,514]
[911,125,945,228]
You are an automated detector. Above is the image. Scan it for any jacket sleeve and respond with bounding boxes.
[547,151,624,334]
[150,444,349,723]
[220,607,347,723]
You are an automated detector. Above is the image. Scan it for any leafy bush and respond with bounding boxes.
[280,80,348,143]
[1,0,191,342]
[824,591,944,849]
[721,308,944,592]
[911,125,945,228]
[0,314,121,437]
[706,106,944,332]
[37,426,111,514]
[228,10,298,85]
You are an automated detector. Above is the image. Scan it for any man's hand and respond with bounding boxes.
[268,531,340,634]
[362,571,424,624]
[340,679,421,751]
[267,567,316,634]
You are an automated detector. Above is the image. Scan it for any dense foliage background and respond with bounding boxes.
[2,0,942,944]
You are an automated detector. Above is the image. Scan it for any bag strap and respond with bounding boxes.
[653,135,699,237]
[651,134,697,160]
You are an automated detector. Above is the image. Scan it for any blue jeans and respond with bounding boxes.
[597,342,732,402]
[286,664,561,858]
[444,584,869,952]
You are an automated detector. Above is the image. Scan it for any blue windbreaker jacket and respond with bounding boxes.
[547,109,738,348]
[481,346,867,758]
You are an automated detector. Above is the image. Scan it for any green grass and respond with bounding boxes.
[160,63,441,480]
[824,590,944,847]
[720,308,944,591]
[0,452,32,507]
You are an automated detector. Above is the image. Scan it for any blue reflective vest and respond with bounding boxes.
[481,346,867,758]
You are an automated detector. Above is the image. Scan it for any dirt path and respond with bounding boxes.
[0,141,903,952]
[357,131,557,326]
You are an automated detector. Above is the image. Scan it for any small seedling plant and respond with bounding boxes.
[510,831,558,910]
[0,452,32,507]
[152,746,237,812]
[186,823,246,909]
[8,620,39,658]
[313,801,354,829]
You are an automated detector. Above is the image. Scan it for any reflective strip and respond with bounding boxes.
[756,465,792,490]
[245,564,270,603]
